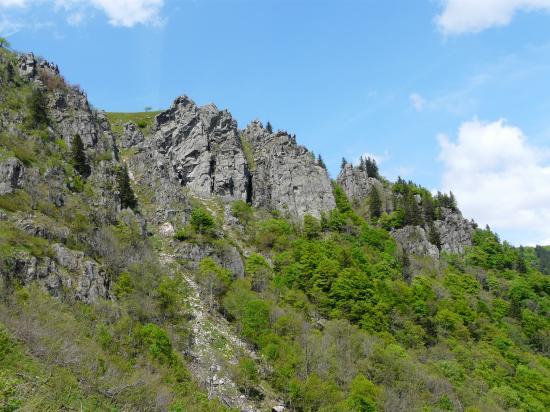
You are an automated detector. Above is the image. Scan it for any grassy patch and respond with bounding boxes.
[105,111,162,137]
[239,134,256,171]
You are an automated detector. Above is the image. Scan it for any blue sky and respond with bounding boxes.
[2,0,550,246]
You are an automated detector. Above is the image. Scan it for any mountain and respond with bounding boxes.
[1,49,549,412]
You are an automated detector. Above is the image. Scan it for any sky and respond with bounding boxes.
[1,0,550,246]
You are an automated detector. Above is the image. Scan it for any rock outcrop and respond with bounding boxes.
[242,120,335,218]
[0,157,25,195]
[435,208,476,254]
[337,163,393,212]
[129,98,335,220]
[392,226,440,259]
[121,122,145,148]
[2,244,109,303]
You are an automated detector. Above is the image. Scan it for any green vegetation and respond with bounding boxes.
[116,164,138,210]
[239,134,256,171]
[0,45,548,411]
[105,111,162,136]
[70,134,90,178]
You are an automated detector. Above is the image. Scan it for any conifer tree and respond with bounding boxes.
[117,165,137,210]
[266,121,273,133]
[317,154,327,170]
[71,134,90,178]
[365,157,379,178]
[428,222,442,250]
[369,187,382,220]
[341,157,348,169]
[27,88,48,129]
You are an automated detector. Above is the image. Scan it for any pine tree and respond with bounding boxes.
[27,88,48,129]
[266,121,273,133]
[369,187,382,220]
[428,223,442,250]
[71,134,90,178]
[516,246,527,273]
[117,165,137,210]
[404,192,423,226]
[365,157,379,178]
[341,157,348,169]
[317,154,327,170]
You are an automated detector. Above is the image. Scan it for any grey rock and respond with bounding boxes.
[175,241,244,278]
[434,208,475,254]
[121,122,144,148]
[151,96,250,200]
[242,120,335,218]
[1,245,108,303]
[392,226,440,259]
[336,163,393,212]
[18,53,36,78]
[0,157,24,195]
[52,244,109,303]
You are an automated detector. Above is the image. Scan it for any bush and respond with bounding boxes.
[231,200,253,225]
[190,208,215,234]
[136,323,172,363]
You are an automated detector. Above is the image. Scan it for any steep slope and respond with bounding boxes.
[1,47,549,412]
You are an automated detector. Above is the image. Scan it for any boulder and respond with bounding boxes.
[121,122,145,148]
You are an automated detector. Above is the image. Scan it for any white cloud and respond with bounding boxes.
[0,0,164,28]
[0,0,27,7]
[410,93,426,112]
[90,0,164,27]
[438,118,550,245]
[436,0,550,34]
[354,151,388,166]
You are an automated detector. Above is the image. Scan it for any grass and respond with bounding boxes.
[105,111,162,137]
[239,134,256,171]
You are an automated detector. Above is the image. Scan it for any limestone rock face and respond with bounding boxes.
[337,163,393,212]
[150,96,250,200]
[392,226,440,259]
[0,158,25,195]
[52,244,109,303]
[242,120,335,218]
[435,208,476,254]
[121,122,145,148]
[1,245,109,303]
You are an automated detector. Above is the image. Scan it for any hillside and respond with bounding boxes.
[0,49,549,412]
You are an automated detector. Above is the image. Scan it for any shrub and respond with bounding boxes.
[190,207,215,234]
[136,323,172,363]
[231,200,253,225]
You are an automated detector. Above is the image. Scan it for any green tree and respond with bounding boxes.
[190,207,215,234]
[26,88,48,129]
[368,187,382,220]
[345,374,379,412]
[341,157,348,169]
[317,154,327,170]
[303,214,321,239]
[70,134,90,178]
[116,165,137,210]
[198,258,232,310]
[365,157,379,178]
[0,37,10,49]
[266,121,273,133]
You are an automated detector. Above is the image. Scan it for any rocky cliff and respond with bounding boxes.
[128,97,335,222]
[337,163,476,258]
